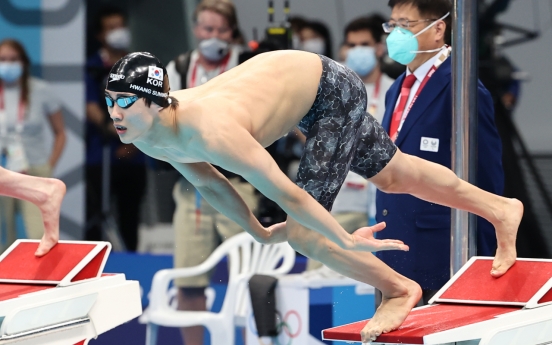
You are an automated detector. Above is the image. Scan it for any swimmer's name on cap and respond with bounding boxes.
[106,52,170,107]
[129,84,168,98]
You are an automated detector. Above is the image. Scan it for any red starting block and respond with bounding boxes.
[0,240,141,345]
[322,257,552,345]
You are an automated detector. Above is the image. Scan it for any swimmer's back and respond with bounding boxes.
[173,51,323,146]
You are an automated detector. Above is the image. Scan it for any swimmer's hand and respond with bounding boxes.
[351,222,409,252]
[264,222,288,244]
[35,234,58,257]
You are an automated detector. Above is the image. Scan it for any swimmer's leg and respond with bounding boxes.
[0,167,66,255]
[286,218,422,343]
[371,149,521,278]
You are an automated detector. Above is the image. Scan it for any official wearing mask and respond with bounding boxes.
[165,2,257,345]
[375,0,504,305]
[85,6,147,252]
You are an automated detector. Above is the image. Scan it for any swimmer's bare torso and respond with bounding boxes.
[135,50,321,163]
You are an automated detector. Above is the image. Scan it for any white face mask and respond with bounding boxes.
[198,38,230,62]
[292,34,301,49]
[106,27,131,50]
[301,38,325,55]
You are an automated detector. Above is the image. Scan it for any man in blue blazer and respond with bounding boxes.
[376,0,504,303]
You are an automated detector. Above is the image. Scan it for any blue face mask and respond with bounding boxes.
[0,62,23,83]
[386,12,450,65]
[346,46,377,77]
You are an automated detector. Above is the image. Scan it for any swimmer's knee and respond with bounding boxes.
[287,233,325,260]
[288,238,307,255]
[374,173,401,194]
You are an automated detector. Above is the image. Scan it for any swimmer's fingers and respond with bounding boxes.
[374,239,409,252]
[369,222,387,232]
[380,239,405,245]
[351,223,386,240]
[351,225,409,252]
[351,236,409,252]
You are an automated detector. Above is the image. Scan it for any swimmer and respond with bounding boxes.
[105,51,522,341]
[0,166,66,256]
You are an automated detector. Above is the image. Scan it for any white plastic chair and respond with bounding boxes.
[143,232,296,345]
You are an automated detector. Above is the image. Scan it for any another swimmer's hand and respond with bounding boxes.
[350,222,409,252]
[264,222,288,244]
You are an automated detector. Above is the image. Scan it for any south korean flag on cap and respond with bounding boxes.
[148,66,163,81]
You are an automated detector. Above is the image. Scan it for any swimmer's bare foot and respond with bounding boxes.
[491,198,523,278]
[35,178,66,257]
[360,278,421,343]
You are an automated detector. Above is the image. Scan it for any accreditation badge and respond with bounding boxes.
[6,139,29,173]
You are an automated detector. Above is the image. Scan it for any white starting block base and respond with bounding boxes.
[322,257,552,345]
[0,240,141,345]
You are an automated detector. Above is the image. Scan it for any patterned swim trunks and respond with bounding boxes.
[296,54,397,210]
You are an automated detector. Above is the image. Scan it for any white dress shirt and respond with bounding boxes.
[394,51,443,114]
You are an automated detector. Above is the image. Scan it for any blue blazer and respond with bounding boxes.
[375,58,504,290]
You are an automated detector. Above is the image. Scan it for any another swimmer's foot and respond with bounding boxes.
[35,179,66,257]
[491,198,523,278]
[360,278,421,343]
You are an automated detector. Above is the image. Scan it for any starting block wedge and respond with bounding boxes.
[322,257,552,345]
[0,240,141,345]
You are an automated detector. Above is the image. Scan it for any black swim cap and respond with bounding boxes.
[106,52,170,107]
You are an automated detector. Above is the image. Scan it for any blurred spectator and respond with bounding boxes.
[299,20,333,58]
[165,1,257,345]
[0,39,66,251]
[288,16,308,49]
[337,42,348,62]
[343,14,392,123]
[306,14,395,271]
[85,6,147,252]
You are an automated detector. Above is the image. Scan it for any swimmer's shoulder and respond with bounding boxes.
[237,50,322,80]
[249,49,319,63]
[162,99,217,152]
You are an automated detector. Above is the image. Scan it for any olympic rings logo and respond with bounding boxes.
[277,310,302,339]
[248,309,303,345]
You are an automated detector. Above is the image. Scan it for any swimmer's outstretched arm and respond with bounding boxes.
[187,126,408,253]
[168,160,287,244]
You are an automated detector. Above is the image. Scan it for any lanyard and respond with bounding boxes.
[189,52,231,88]
[195,189,202,234]
[0,83,26,138]
[367,72,382,116]
[396,46,451,135]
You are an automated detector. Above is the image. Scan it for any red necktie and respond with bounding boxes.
[389,74,417,141]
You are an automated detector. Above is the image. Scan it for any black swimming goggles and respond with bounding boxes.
[105,93,139,109]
